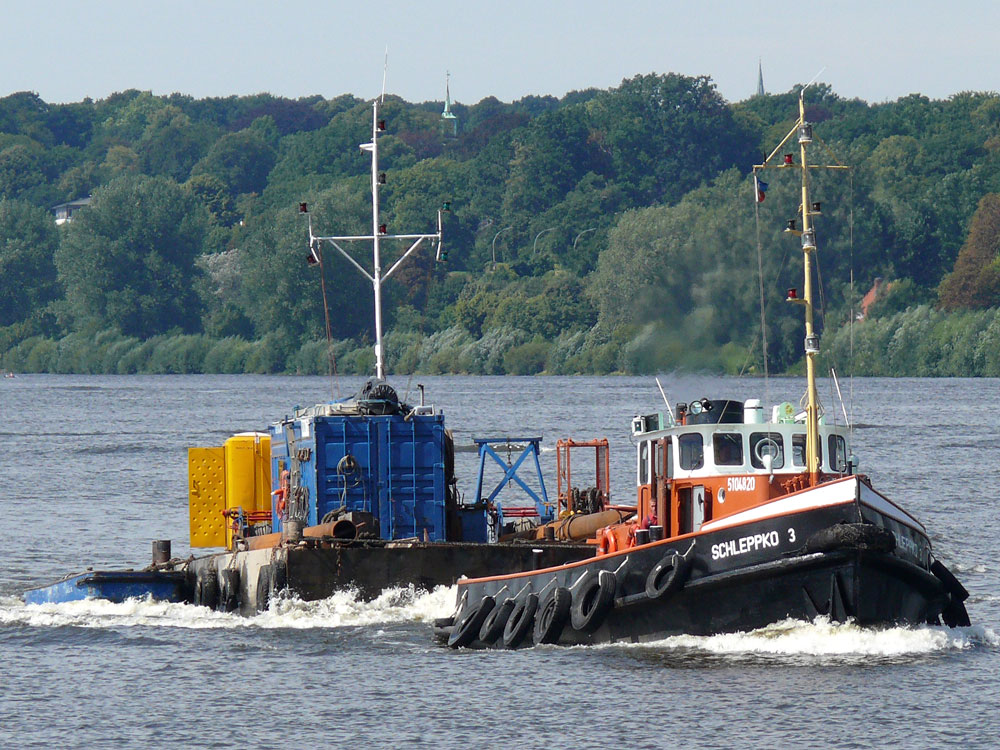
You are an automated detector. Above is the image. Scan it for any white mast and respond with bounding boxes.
[305,98,446,381]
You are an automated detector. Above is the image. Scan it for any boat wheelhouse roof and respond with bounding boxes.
[631,398,851,479]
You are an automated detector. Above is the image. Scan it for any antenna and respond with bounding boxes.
[654,377,677,426]
[803,67,826,92]
[381,46,388,102]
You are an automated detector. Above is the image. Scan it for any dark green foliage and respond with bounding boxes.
[5,80,1000,376]
[55,175,207,338]
[0,199,61,327]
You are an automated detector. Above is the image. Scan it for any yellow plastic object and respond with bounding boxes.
[223,433,272,548]
[188,447,226,548]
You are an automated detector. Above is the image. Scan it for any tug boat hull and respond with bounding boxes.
[443,477,967,648]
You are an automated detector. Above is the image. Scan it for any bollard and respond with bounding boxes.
[152,539,171,565]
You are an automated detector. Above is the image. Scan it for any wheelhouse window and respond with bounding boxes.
[713,433,743,466]
[791,434,822,467]
[828,434,847,472]
[638,441,649,484]
[678,433,704,470]
[750,432,784,470]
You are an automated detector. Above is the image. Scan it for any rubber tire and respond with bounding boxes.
[502,593,539,649]
[533,587,572,645]
[218,568,241,613]
[931,559,970,602]
[255,565,272,613]
[448,596,496,648]
[479,598,516,645]
[941,597,971,628]
[804,523,895,554]
[645,551,689,600]
[570,570,616,633]
[193,569,219,610]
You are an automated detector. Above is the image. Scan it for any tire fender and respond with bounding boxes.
[533,587,572,644]
[570,569,616,633]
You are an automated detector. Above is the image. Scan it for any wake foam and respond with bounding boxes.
[626,617,998,658]
[0,585,456,631]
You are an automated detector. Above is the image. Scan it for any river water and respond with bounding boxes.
[1,374,997,749]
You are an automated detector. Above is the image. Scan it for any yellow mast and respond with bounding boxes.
[796,93,821,485]
[754,89,849,487]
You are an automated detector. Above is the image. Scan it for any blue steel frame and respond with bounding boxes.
[473,437,553,526]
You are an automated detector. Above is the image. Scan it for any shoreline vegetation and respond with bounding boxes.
[4,77,1000,377]
[6,302,1000,376]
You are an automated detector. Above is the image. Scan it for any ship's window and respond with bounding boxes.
[828,434,848,472]
[638,440,649,484]
[713,433,743,466]
[679,433,704,470]
[750,432,784,469]
[791,434,822,467]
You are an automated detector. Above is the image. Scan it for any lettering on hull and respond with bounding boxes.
[711,530,783,560]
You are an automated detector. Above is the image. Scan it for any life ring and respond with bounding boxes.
[448,595,496,648]
[570,569,616,633]
[533,587,572,645]
[597,528,619,556]
[645,550,691,600]
[479,598,516,645]
[502,593,539,649]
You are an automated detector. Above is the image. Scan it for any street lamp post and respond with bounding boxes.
[572,227,597,253]
[532,227,557,254]
[491,226,513,267]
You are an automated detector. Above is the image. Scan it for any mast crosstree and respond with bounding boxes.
[753,90,850,485]
[303,99,448,380]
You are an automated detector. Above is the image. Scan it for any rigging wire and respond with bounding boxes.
[316,245,340,399]
[753,170,770,412]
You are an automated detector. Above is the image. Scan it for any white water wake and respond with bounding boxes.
[0,584,456,631]
[628,617,998,657]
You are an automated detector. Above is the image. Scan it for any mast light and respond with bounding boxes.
[798,123,813,143]
[378,223,387,234]
[811,201,822,214]
[784,154,794,165]
[801,229,816,249]
[804,334,820,354]
[378,173,387,184]
[299,202,309,213]
[377,119,386,131]
[786,288,798,301]
[785,219,797,232]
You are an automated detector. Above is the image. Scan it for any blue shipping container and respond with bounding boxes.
[269,412,447,541]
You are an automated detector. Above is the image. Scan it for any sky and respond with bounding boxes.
[3,1,998,106]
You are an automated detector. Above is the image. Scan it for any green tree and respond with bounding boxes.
[0,199,61,327]
[938,192,1000,309]
[56,175,207,337]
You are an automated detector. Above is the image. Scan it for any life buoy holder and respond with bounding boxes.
[597,527,619,556]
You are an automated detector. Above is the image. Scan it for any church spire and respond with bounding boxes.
[441,71,458,137]
[756,59,765,97]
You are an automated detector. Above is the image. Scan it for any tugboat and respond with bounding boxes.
[438,91,971,649]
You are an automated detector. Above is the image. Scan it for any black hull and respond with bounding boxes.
[283,540,593,600]
[443,489,968,648]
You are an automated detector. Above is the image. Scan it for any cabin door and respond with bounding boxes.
[679,485,706,535]
[656,438,671,535]
[691,485,706,531]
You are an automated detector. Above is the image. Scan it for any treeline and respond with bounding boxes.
[3,78,1000,376]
